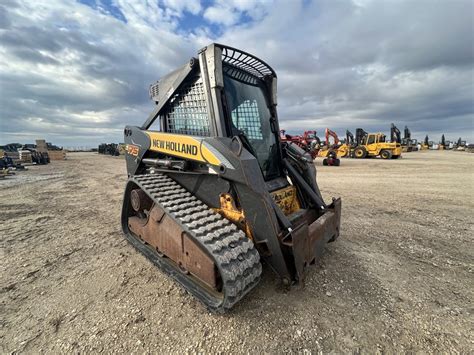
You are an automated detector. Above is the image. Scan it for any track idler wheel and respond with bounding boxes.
[130,188,153,212]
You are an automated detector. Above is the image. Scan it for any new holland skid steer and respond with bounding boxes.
[121,44,341,312]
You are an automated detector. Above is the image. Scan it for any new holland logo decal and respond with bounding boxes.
[145,131,222,166]
[151,139,198,156]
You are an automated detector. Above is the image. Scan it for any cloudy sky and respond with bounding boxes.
[0,0,473,147]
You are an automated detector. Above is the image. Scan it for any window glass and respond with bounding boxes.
[231,100,263,139]
[367,135,375,144]
[224,71,279,180]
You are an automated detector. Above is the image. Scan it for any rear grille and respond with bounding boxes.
[149,82,159,101]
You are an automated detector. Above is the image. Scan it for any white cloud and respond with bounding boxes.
[203,4,240,26]
[162,0,202,16]
[203,0,273,26]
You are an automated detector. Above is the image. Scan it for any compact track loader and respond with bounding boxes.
[121,44,341,312]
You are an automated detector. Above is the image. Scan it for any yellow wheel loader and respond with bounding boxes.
[353,128,402,159]
[121,44,342,312]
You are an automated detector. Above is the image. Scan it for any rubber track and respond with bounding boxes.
[128,173,262,311]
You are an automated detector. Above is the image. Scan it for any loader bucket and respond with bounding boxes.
[291,198,342,280]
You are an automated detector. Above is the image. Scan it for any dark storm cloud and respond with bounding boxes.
[0,5,12,30]
[0,0,473,146]
[0,0,202,145]
[221,0,474,140]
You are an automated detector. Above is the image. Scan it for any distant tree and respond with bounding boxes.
[424,135,429,146]
[457,137,462,146]
[441,134,446,146]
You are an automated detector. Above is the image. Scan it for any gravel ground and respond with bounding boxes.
[1,151,472,353]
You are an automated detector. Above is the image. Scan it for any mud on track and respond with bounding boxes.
[1,151,472,352]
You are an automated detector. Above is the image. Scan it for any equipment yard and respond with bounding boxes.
[1,151,472,353]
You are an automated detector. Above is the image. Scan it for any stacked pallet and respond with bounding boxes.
[36,139,66,160]
[48,150,66,160]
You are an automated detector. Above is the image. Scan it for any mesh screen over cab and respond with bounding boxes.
[231,99,263,140]
[164,77,210,136]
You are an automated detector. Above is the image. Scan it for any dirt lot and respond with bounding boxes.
[1,151,472,353]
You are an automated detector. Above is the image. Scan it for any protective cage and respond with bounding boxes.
[163,77,211,137]
[220,45,275,79]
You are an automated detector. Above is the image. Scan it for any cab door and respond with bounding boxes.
[366,134,378,154]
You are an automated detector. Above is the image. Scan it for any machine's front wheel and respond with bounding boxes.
[354,147,367,159]
[323,158,328,166]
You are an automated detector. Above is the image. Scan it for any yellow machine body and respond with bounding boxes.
[354,133,402,159]
[318,146,348,158]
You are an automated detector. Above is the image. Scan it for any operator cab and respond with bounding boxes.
[222,65,280,181]
[144,44,282,183]
[365,133,385,145]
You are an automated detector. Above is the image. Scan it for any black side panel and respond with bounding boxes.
[124,125,151,176]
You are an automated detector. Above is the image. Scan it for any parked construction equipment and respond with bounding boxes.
[454,138,467,151]
[317,128,343,165]
[339,130,355,157]
[420,135,429,150]
[401,126,418,152]
[391,123,401,145]
[0,143,49,165]
[279,130,321,159]
[391,124,417,152]
[439,134,446,150]
[98,143,120,156]
[121,43,342,312]
[353,128,402,159]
